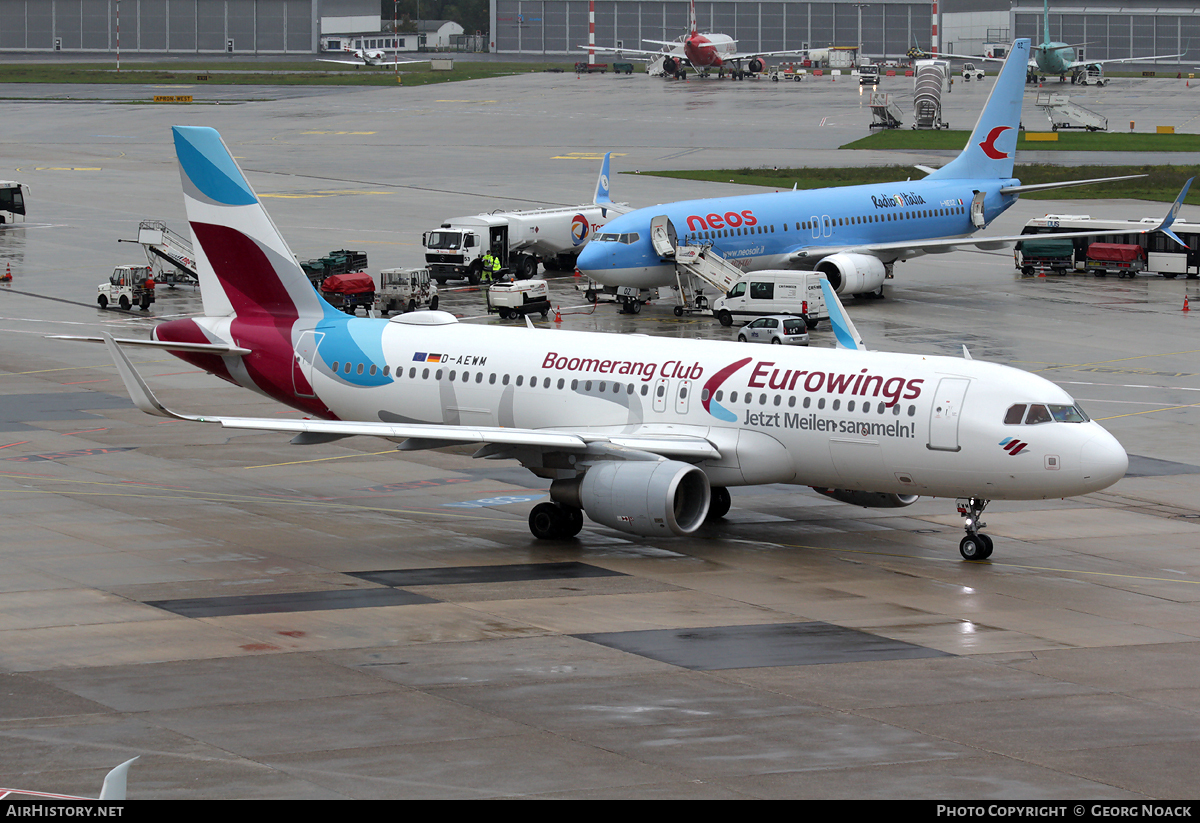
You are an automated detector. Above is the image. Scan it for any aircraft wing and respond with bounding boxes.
[725,48,810,61]
[1065,51,1187,71]
[580,44,678,58]
[789,176,1187,263]
[317,57,431,66]
[99,334,721,463]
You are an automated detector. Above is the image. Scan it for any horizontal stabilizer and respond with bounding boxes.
[999,175,1146,196]
[49,335,250,356]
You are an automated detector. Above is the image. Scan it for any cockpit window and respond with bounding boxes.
[1024,404,1052,425]
[1005,403,1090,424]
[1049,404,1089,423]
[1004,404,1026,425]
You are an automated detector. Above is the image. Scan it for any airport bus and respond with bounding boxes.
[0,181,26,224]
[1016,213,1200,278]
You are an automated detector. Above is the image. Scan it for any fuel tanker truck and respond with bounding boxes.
[422,153,628,285]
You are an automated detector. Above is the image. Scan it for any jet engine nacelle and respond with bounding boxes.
[815,253,887,295]
[813,488,919,508]
[747,57,766,74]
[663,56,680,75]
[553,460,710,536]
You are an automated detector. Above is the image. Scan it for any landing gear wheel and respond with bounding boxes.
[674,305,684,317]
[706,487,731,521]
[529,502,582,540]
[564,507,584,537]
[959,534,994,561]
[956,497,993,561]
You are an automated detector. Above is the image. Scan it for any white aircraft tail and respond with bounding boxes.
[173,126,328,320]
[594,152,614,208]
[818,277,866,350]
[926,38,1031,181]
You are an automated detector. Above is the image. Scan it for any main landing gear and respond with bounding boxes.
[529,502,584,540]
[956,497,993,561]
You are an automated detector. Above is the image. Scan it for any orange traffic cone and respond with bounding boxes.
[555,305,562,323]
[1,263,11,282]
[1184,295,1191,312]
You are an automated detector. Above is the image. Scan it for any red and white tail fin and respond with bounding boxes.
[688,0,698,35]
[173,126,326,320]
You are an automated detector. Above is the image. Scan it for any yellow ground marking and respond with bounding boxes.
[259,190,389,199]
[551,152,629,160]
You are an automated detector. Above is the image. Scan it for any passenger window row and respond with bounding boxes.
[708,387,917,416]
[329,362,669,397]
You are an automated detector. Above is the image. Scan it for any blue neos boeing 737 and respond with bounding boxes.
[576,38,1181,305]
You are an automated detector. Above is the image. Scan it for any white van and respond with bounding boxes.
[713,271,828,329]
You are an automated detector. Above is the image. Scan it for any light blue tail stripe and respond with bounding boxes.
[819,278,861,350]
[173,126,258,207]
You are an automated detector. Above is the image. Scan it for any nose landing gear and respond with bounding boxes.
[956,497,993,560]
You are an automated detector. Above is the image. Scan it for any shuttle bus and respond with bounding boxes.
[0,181,26,224]
[1017,213,1200,278]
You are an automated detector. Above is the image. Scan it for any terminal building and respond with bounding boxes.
[492,0,1200,64]
[0,0,1196,60]
[0,0,378,54]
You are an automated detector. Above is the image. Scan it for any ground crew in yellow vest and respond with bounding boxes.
[480,251,494,282]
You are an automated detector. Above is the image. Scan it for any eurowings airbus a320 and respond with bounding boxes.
[75,126,1128,561]
[576,38,1185,299]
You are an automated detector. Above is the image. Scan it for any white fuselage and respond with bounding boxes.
[303,319,1127,500]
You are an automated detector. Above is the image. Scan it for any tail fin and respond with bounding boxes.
[926,38,1031,181]
[1155,177,1194,248]
[173,126,326,319]
[688,0,697,35]
[818,277,866,351]
[594,152,614,213]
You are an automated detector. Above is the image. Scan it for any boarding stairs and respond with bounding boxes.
[869,92,904,129]
[912,61,949,129]
[1035,92,1107,131]
[125,220,199,285]
[650,215,744,313]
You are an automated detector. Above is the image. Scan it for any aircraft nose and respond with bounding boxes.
[576,242,604,274]
[1080,430,1128,491]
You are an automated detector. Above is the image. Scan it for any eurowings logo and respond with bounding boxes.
[701,357,751,422]
[979,126,1012,160]
[999,437,1029,456]
[571,214,590,246]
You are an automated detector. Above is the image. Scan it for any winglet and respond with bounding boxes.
[1154,177,1193,249]
[103,334,193,421]
[818,277,866,351]
[594,152,614,209]
[98,758,138,801]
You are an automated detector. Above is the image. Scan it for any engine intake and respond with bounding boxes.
[552,460,710,536]
[663,56,680,75]
[815,253,887,295]
[813,488,919,508]
[747,57,765,74]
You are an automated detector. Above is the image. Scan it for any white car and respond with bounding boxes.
[736,315,810,345]
[962,63,985,81]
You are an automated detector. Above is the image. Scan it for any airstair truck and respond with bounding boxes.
[423,153,629,285]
